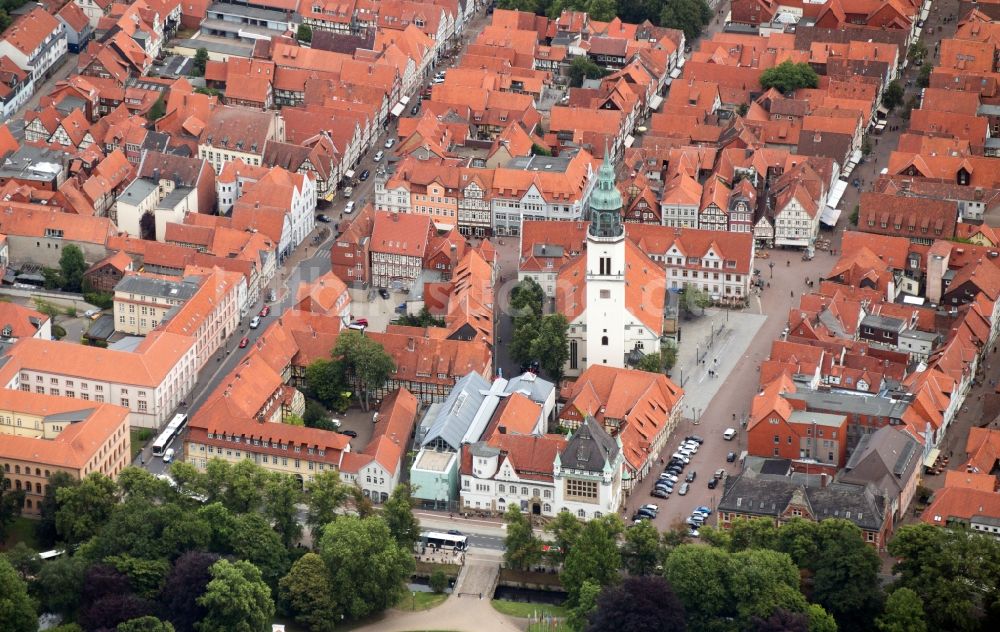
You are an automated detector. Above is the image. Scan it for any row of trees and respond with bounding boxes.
[495,0,714,40]
[508,278,570,381]
[1,460,424,632]
[504,507,1000,632]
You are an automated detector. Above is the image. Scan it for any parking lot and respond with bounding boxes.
[333,406,379,451]
[346,287,408,332]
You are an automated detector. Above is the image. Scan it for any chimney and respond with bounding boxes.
[498,425,507,434]
[407,337,415,352]
[820,472,830,487]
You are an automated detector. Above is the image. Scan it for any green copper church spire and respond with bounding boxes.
[588,149,623,238]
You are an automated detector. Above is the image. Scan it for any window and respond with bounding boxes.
[565,479,598,501]
[601,335,609,346]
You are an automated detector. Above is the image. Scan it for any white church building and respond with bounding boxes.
[556,156,667,377]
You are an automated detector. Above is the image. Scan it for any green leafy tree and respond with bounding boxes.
[532,313,569,381]
[118,616,176,632]
[567,580,601,631]
[544,510,582,565]
[3,542,41,582]
[807,604,839,632]
[319,515,416,620]
[510,277,545,320]
[34,554,86,618]
[680,283,711,315]
[0,484,24,541]
[508,312,540,366]
[635,343,677,373]
[59,244,87,292]
[305,359,347,409]
[0,555,36,632]
[496,0,538,11]
[196,560,274,632]
[228,512,290,589]
[117,466,172,501]
[809,519,882,630]
[104,555,171,600]
[278,553,337,632]
[622,520,663,575]
[305,470,350,540]
[728,548,807,624]
[263,473,303,547]
[907,41,927,64]
[759,60,820,94]
[877,588,926,632]
[568,56,608,87]
[331,330,396,411]
[395,306,446,327]
[584,0,616,21]
[882,80,905,110]
[146,95,166,122]
[303,398,336,429]
[503,504,542,571]
[660,0,712,41]
[561,514,623,605]
[383,483,420,549]
[296,23,312,43]
[56,471,118,545]
[192,48,208,76]
[530,142,552,156]
[917,62,932,88]
[203,459,270,514]
[429,569,448,594]
[663,545,732,627]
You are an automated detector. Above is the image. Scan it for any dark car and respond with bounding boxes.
[685,471,697,483]
[666,466,683,476]
[316,214,332,223]
[726,451,737,463]
[239,336,249,348]
[651,489,669,499]
[340,430,358,438]
[379,288,390,299]
[447,529,463,536]
[410,104,420,115]
[707,478,718,489]
[685,435,705,444]
[359,169,370,181]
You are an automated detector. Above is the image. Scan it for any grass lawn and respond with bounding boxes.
[130,428,151,461]
[491,599,568,619]
[395,591,448,612]
[1,517,39,551]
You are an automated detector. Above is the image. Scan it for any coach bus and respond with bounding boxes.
[421,531,468,551]
[151,414,188,457]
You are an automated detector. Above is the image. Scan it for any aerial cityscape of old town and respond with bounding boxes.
[1,0,1000,630]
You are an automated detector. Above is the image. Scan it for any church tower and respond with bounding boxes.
[585,154,627,368]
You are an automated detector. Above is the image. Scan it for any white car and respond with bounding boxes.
[659,473,678,483]
[163,448,175,463]
[373,150,384,162]
[670,453,691,464]
[682,442,699,453]
[642,504,659,513]
[249,316,261,329]
[385,138,396,149]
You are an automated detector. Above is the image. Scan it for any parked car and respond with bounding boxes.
[685,435,705,444]
[239,336,249,348]
[654,483,673,494]
[316,213,332,223]
[249,316,261,329]
[666,465,684,476]
[714,468,727,479]
[636,508,656,519]
[259,305,270,317]
[678,483,690,496]
[359,169,370,181]
[340,430,358,438]
[696,506,712,515]
[373,150,384,162]
[688,529,700,538]
[670,453,690,464]
[385,138,397,149]
[726,451,737,462]
[651,489,669,499]
[344,201,356,214]
[707,478,718,489]
[410,104,420,115]
[379,288,390,299]
[685,471,697,482]
[352,318,369,327]
[659,473,678,483]
[641,504,659,515]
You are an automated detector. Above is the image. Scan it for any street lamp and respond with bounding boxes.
[769,261,774,279]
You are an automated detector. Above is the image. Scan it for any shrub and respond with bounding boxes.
[52,325,67,340]
[429,569,448,594]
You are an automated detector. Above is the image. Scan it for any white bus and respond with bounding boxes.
[421,531,468,551]
[151,414,188,456]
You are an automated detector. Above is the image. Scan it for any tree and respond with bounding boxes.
[227,513,290,589]
[544,511,582,565]
[319,515,415,620]
[568,56,607,87]
[79,593,154,632]
[429,569,448,594]
[561,515,623,606]
[383,483,420,549]
[146,95,166,122]
[283,414,305,426]
[635,343,677,374]
[660,0,712,41]
[917,63,932,88]
[56,472,118,545]
[663,545,733,627]
[728,549,807,624]
[160,551,220,632]
[809,519,882,630]
[263,473,303,547]
[0,484,24,541]
[104,555,171,600]
[304,470,350,540]
[751,608,809,632]
[3,543,41,582]
[117,617,176,632]
[395,306,446,327]
[508,312,540,366]
[303,399,336,430]
[278,553,337,632]
[586,576,686,632]
[58,244,87,292]
[807,604,839,632]
[877,588,926,632]
[759,61,820,94]
[882,80,905,110]
[192,48,208,76]
[622,520,662,575]
[0,555,36,632]
[907,41,927,65]
[532,313,569,381]
[331,330,395,411]
[296,23,312,43]
[197,560,274,632]
[496,0,538,12]
[202,459,269,514]
[584,0,616,21]
[34,554,86,618]
[503,504,542,571]
[530,142,552,156]
[305,359,347,409]
[510,277,545,320]
[680,283,711,315]
[567,580,600,631]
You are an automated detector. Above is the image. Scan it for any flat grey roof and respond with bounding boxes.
[118,178,159,205]
[208,1,291,22]
[115,274,200,301]
[507,154,574,172]
[861,313,905,331]
[174,37,253,57]
[899,329,939,342]
[785,389,910,418]
[789,409,847,428]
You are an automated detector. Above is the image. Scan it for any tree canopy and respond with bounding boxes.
[196,560,274,632]
[0,555,36,632]
[330,330,395,411]
[586,575,686,632]
[59,244,87,293]
[504,504,543,571]
[659,0,712,41]
[759,61,820,94]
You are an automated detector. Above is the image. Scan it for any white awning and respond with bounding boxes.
[624,134,636,148]
[820,205,842,227]
[827,178,849,209]
[849,149,863,165]
[923,448,941,469]
[344,169,355,179]
[920,8,929,20]
[664,77,673,87]
[401,96,411,105]
[648,94,664,110]
[677,57,686,67]
[669,67,682,79]
[390,102,406,117]
[903,294,926,306]
[433,222,455,231]
[912,27,921,40]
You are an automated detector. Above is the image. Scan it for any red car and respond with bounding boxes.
[239,337,249,348]
[259,305,271,318]
[352,318,369,327]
